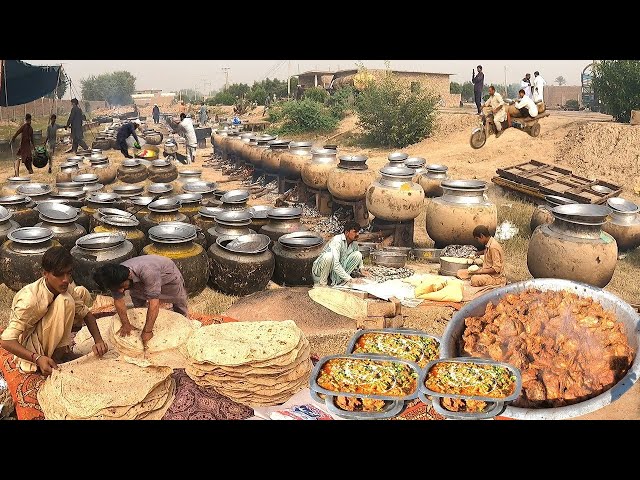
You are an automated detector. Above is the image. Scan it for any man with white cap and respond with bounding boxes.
[152,104,160,124]
[116,119,142,159]
[178,113,197,164]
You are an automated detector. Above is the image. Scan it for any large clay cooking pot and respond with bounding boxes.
[327,155,377,202]
[366,166,424,222]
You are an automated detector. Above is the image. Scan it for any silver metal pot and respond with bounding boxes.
[440,278,640,420]
[418,164,449,198]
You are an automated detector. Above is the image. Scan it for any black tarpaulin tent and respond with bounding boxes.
[0,60,63,107]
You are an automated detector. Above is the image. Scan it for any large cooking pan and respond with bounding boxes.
[440,278,640,420]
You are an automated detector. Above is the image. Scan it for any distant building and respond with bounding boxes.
[297,70,335,90]
[328,69,460,107]
[132,89,176,107]
[543,85,582,109]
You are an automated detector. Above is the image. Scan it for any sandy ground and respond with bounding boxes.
[1,106,639,420]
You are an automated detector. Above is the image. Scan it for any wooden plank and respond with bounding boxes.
[491,176,546,200]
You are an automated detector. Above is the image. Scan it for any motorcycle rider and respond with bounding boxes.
[508,89,539,127]
[483,85,507,137]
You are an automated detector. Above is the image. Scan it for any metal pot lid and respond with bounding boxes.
[183,181,218,194]
[149,223,197,241]
[82,183,104,193]
[249,205,271,219]
[239,133,254,139]
[76,232,125,250]
[387,152,409,162]
[36,203,79,221]
[218,233,271,253]
[257,134,277,142]
[214,209,253,224]
[607,197,638,213]
[545,195,577,207]
[0,205,12,222]
[73,173,99,184]
[89,154,108,162]
[148,198,181,212]
[51,191,85,200]
[66,155,84,163]
[289,141,313,149]
[60,162,80,169]
[426,164,448,172]
[97,207,130,217]
[278,231,324,248]
[56,181,84,190]
[7,176,31,183]
[323,144,338,150]
[0,194,30,205]
[405,157,426,168]
[268,139,291,149]
[87,192,121,203]
[130,195,156,206]
[91,149,103,154]
[17,183,52,196]
[8,227,53,244]
[138,159,152,167]
[112,185,144,195]
[179,169,202,176]
[441,179,487,190]
[268,206,302,219]
[101,215,140,227]
[312,148,337,156]
[338,155,368,170]
[221,189,250,204]
[36,198,71,206]
[379,166,415,177]
[175,193,203,204]
[198,206,224,218]
[552,204,610,224]
[591,184,613,194]
[147,183,173,194]
[151,159,171,168]
[122,159,142,167]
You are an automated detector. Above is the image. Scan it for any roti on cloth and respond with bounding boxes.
[37,352,174,420]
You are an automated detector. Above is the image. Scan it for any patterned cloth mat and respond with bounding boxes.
[0,304,237,420]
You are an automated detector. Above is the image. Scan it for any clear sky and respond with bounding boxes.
[25,60,593,98]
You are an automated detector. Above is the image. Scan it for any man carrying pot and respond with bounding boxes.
[0,247,107,376]
[92,255,188,348]
[466,225,506,288]
[312,221,370,287]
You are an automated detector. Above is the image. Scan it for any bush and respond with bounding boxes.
[354,69,438,148]
[564,99,580,111]
[275,99,338,135]
[267,105,284,123]
[208,91,236,106]
[592,60,640,122]
[328,86,355,119]
[303,87,329,103]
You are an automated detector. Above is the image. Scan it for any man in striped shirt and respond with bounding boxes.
[312,221,367,287]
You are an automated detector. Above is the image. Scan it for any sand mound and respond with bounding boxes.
[556,122,640,190]
[431,112,480,139]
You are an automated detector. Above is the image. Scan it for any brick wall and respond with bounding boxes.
[361,70,459,107]
[543,85,582,109]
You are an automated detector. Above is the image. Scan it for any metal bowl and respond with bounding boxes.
[148,223,197,243]
[405,157,426,169]
[178,169,202,178]
[592,184,613,194]
[278,231,324,248]
[440,278,640,420]
[72,173,99,184]
[148,198,181,212]
[552,204,610,225]
[17,183,51,196]
[249,205,271,219]
[198,206,224,219]
[358,241,380,251]
[411,247,442,263]
[371,250,407,268]
[387,152,409,162]
[76,232,126,250]
[8,227,54,244]
[97,207,130,218]
[87,192,121,204]
[607,197,638,213]
[174,193,203,204]
[7,176,31,183]
[112,185,145,196]
[89,154,108,164]
[217,233,271,253]
[0,194,30,205]
[122,159,142,167]
[382,246,411,257]
[214,209,253,224]
[147,183,173,194]
[182,181,218,194]
[56,182,85,193]
[82,183,104,193]
[221,189,250,204]
[130,196,156,206]
[426,164,448,173]
[151,159,171,168]
[36,203,79,221]
[60,162,80,170]
[0,205,12,222]
[267,207,302,219]
[101,215,139,227]
[66,155,84,164]
[545,195,577,207]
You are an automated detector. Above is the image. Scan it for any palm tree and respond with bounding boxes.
[555,76,567,86]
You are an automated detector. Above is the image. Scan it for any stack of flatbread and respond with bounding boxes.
[37,352,175,420]
[73,308,199,369]
[184,320,311,407]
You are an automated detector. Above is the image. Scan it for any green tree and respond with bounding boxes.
[208,91,236,105]
[226,83,250,98]
[248,85,268,104]
[555,76,567,86]
[592,60,640,122]
[354,67,439,148]
[450,82,462,94]
[303,86,329,103]
[275,99,338,135]
[80,71,136,105]
[507,83,522,98]
[327,85,355,119]
[460,81,475,102]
